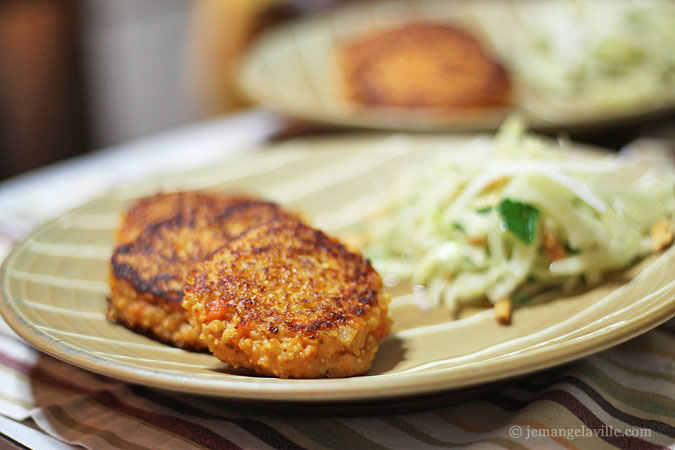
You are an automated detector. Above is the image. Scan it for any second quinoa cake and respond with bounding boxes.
[183,219,392,378]
[108,192,295,350]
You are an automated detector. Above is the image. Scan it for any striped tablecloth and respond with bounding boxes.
[0,111,673,449]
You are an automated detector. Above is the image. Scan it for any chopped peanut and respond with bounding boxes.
[468,235,488,247]
[494,298,512,325]
[542,231,566,262]
[651,219,674,251]
[484,177,508,192]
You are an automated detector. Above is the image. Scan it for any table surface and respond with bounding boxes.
[0,109,673,450]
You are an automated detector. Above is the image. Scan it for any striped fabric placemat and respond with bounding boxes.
[0,320,673,449]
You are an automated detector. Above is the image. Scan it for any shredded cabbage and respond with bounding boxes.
[363,119,675,311]
[480,0,675,111]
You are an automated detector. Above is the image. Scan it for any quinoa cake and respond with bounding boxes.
[339,22,511,110]
[183,219,392,378]
[108,193,294,350]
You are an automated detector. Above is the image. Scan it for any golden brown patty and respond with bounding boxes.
[339,22,510,110]
[108,193,293,350]
[183,219,391,378]
[116,191,250,244]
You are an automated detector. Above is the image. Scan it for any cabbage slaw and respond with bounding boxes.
[364,120,675,314]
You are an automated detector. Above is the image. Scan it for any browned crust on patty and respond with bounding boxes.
[339,22,511,110]
[108,192,294,350]
[183,219,391,378]
[116,191,251,244]
[112,201,291,305]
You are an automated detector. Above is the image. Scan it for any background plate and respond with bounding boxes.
[1,134,674,402]
[238,0,675,132]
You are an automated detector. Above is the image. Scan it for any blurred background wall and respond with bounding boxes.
[80,0,202,148]
[0,0,87,180]
[0,0,305,181]
[0,0,204,180]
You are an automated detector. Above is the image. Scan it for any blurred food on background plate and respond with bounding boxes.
[231,0,675,131]
[339,22,510,111]
[484,0,675,112]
